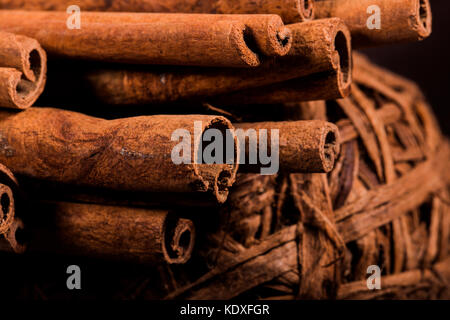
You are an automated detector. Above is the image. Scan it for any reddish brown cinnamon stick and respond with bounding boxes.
[45,18,350,105]
[0,107,239,203]
[235,120,340,173]
[315,0,432,47]
[0,31,46,109]
[29,202,195,264]
[0,11,292,67]
[0,0,315,23]
[211,70,351,105]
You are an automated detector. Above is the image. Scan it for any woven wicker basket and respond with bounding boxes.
[159,53,450,300]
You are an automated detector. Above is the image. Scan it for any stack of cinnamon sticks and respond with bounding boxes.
[0,0,447,300]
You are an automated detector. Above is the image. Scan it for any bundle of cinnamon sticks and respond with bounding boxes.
[0,0,448,300]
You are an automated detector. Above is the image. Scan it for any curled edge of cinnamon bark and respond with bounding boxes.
[163,217,196,264]
[0,184,14,235]
[0,217,26,254]
[297,0,315,21]
[210,19,352,105]
[0,31,47,109]
[0,163,19,235]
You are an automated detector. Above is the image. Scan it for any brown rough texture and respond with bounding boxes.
[43,18,349,105]
[0,0,315,23]
[315,0,432,47]
[211,70,351,105]
[0,108,239,203]
[0,31,46,109]
[0,216,25,253]
[149,55,450,300]
[0,11,292,67]
[234,120,340,173]
[0,183,14,235]
[28,202,196,264]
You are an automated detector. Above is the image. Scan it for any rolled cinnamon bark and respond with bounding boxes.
[29,202,195,264]
[0,107,239,203]
[45,18,350,105]
[0,183,14,235]
[0,0,315,23]
[0,217,26,253]
[0,11,292,67]
[0,31,46,109]
[0,163,19,235]
[234,120,340,173]
[211,70,350,105]
[315,0,432,47]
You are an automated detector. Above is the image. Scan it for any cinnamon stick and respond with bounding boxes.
[0,0,315,23]
[0,107,239,203]
[315,0,432,47]
[211,70,351,105]
[0,11,292,67]
[29,202,195,264]
[42,18,350,106]
[0,31,46,109]
[234,120,340,173]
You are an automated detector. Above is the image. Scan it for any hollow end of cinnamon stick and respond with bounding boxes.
[331,23,352,97]
[0,184,14,235]
[163,216,196,264]
[232,23,261,67]
[415,0,432,39]
[298,0,315,21]
[320,123,341,173]
[0,34,46,109]
[273,26,292,57]
[262,16,292,57]
[194,117,239,204]
[3,217,27,254]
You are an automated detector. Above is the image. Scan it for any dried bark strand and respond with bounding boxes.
[336,144,450,242]
[0,107,239,203]
[52,18,349,105]
[315,0,432,47]
[0,31,46,109]
[29,202,195,264]
[234,120,340,173]
[0,0,315,23]
[165,225,298,299]
[0,11,293,67]
[338,257,450,299]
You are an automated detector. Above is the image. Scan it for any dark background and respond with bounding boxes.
[361,0,450,135]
